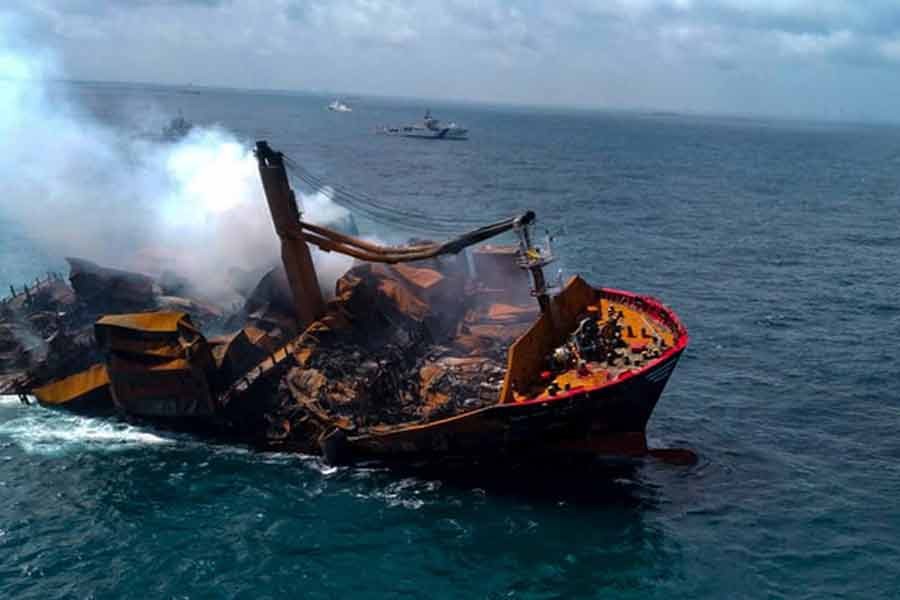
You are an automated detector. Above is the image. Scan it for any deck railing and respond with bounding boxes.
[0,272,65,307]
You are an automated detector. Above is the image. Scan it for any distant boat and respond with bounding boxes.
[328,99,352,113]
[378,109,468,140]
[160,115,193,141]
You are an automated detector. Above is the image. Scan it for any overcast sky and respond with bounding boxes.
[6,1,900,120]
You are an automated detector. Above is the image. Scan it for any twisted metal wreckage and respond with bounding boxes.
[0,141,692,470]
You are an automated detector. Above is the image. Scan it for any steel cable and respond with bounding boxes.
[280,154,508,235]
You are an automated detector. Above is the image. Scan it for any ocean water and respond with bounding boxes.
[2,84,900,598]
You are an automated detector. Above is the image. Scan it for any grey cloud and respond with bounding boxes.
[284,0,312,23]
[17,0,226,16]
[697,1,900,37]
[442,1,544,53]
[567,0,900,69]
[301,1,421,48]
[5,0,900,120]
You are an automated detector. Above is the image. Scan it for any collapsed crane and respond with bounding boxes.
[254,140,554,331]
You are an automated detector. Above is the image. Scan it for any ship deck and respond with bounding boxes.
[513,294,678,403]
[283,262,685,436]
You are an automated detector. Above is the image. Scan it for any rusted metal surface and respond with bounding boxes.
[295,212,534,264]
[32,363,111,411]
[280,260,501,428]
[67,258,156,313]
[210,329,268,387]
[96,312,218,418]
[498,275,595,404]
[322,282,686,464]
[256,141,326,330]
[342,347,685,463]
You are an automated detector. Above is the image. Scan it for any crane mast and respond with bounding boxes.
[254,140,554,329]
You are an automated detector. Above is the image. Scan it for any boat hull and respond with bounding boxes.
[343,347,684,464]
[399,130,468,140]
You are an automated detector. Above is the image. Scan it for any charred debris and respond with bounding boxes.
[1,141,691,469]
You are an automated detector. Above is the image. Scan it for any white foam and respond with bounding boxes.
[0,395,28,407]
[352,477,441,510]
[0,401,339,466]
[0,405,176,455]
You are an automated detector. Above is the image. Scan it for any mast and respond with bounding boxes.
[514,216,555,314]
[254,140,546,325]
[254,141,326,330]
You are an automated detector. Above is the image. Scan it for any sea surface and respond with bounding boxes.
[2,84,900,598]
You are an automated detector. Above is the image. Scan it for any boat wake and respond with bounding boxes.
[0,396,176,455]
[351,477,442,510]
[0,397,353,478]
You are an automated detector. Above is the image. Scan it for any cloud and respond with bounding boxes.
[5,0,900,119]
[879,37,900,62]
[15,0,900,69]
[304,1,420,48]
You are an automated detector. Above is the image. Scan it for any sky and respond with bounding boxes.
[5,0,900,121]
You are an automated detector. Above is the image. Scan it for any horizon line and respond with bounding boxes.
[37,76,900,128]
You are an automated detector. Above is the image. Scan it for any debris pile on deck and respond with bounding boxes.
[276,257,532,434]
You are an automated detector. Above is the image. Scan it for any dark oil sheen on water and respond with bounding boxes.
[1,83,899,598]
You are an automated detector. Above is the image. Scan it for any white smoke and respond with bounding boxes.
[0,15,352,305]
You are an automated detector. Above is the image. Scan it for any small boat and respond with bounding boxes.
[378,109,468,139]
[160,115,193,141]
[328,99,352,113]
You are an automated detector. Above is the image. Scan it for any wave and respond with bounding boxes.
[0,401,175,455]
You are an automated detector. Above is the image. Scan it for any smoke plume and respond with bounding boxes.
[0,15,352,305]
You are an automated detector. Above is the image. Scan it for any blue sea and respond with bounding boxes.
[2,83,900,598]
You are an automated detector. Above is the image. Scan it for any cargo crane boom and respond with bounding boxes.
[255,140,550,330]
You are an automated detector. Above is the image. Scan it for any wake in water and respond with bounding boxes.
[0,395,345,478]
[0,395,175,455]
[0,396,439,510]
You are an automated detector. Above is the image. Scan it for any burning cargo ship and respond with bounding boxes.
[0,141,688,469]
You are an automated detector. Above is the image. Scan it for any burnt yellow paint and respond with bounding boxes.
[96,312,192,333]
[506,290,677,404]
[498,275,595,404]
[33,363,110,406]
[597,298,675,348]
